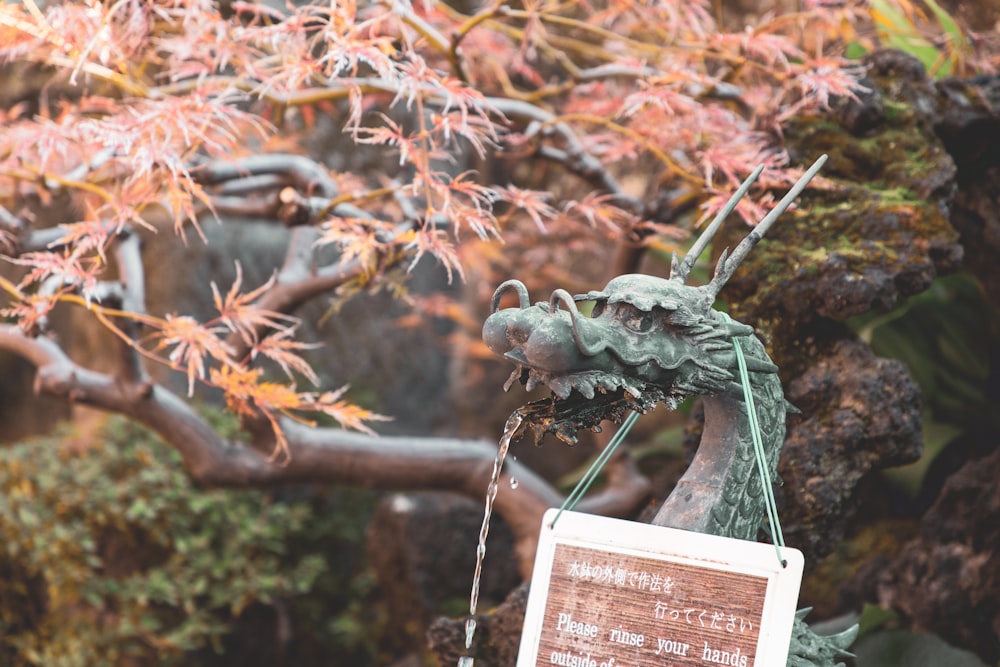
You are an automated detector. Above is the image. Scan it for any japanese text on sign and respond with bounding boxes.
[536,543,765,667]
[516,510,804,667]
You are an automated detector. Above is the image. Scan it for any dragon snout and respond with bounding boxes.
[483,283,611,375]
[483,280,532,356]
[482,306,535,355]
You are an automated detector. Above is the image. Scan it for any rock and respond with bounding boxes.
[428,581,529,667]
[723,50,964,341]
[367,492,520,657]
[934,75,1000,311]
[668,337,923,569]
[946,168,1000,312]
[779,338,922,564]
[877,447,1000,663]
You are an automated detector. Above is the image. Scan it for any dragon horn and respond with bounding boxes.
[671,164,765,283]
[705,154,828,297]
[828,624,860,651]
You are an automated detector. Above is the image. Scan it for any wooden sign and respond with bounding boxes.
[517,509,804,667]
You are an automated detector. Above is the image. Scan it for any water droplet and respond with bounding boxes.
[509,477,519,489]
[458,657,475,667]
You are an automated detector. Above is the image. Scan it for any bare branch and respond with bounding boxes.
[174,80,640,218]
[224,220,416,360]
[0,323,598,575]
[217,174,288,196]
[210,193,283,219]
[108,230,150,387]
[41,148,117,192]
[193,154,338,198]
[14,227,66,254]
[575,446,652,517]
[0,205,23,231]
[490,98,643,212]
[113,230,146,315]
[535,145,641,211]
[1,206,27,256]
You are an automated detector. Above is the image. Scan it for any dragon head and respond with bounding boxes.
[482,156,827,443]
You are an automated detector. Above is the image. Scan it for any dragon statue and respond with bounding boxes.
[481,156,857,667]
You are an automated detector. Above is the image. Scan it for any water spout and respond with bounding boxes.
[459,411,524,666]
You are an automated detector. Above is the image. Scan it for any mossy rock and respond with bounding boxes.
[707,50,969,568]
[720,50,964,369]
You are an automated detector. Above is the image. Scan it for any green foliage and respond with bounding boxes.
[858,603,900,638]
[870,0,972,78]
[0,415,377,666]
[853,629,989,667]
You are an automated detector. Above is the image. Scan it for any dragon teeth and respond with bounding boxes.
[623,382,644,398]
[548,376,573,399]
[573,377,596,399]
[503,367,522,392]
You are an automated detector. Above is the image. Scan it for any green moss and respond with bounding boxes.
[799,518,917,618]
[721,67,961,351]
[880,98,908,122]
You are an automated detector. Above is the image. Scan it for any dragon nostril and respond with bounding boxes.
[483,309,534,354]
[507,320,530,346]
[484,281,533,354]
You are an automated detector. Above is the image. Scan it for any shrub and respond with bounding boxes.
[0,415,374,666]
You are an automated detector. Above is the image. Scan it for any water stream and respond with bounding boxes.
[459,411,524,666]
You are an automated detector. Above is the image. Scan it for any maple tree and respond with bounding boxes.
[0,0,995,585]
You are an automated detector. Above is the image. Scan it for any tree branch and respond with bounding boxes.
[488,98,644,212]
[0,324,658,576]
[224,218,418,360]
[193,154,339,198]
[575,444,652,517]
[107,229,150,387]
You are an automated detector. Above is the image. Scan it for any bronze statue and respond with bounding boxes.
[483,156,857,666]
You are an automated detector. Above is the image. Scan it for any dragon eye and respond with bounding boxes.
[618,305,653,333]
[590,300,606,318]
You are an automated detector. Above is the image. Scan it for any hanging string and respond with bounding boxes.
[545,338,786,569]
[732,334,787,567]
[550,410,640,528]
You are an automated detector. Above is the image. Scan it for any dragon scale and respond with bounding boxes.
[651,333,786,541]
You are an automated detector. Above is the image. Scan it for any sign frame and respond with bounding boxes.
[517,509,804,667]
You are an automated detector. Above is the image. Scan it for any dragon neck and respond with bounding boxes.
[650,339,786,542]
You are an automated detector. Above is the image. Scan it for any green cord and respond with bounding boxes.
[550,410,640,527]
[732,335,787,567]
[546,337,786,571]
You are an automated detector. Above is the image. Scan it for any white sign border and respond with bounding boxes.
[517,508,804,667]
